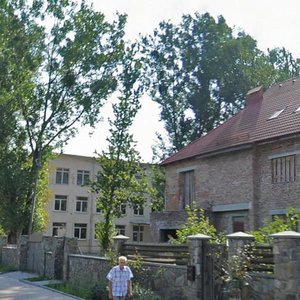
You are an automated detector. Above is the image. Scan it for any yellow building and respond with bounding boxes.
[45,153,154,254]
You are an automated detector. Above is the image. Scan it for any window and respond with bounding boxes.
[116,203,126,215]
[272,155,296,183]
[55,168,69,184]
[116,225,126,236]
[133,205,144,216]
[232,216,245,232]
[96,206,101,213]
[54,195,67,211]
[268,108,285,120]
[74,223,87,239]
[52,222,66,236]
[133,225,144,242]
[180,170,195,208]
[77,170,90,186]
[76,196,88,212]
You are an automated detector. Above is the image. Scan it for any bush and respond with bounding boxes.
[132,283,162,300]
[88,281,108,300]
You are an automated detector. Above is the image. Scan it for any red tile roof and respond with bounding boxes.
[162,76,300,165]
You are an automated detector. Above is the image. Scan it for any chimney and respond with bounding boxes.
[245,86,264,106]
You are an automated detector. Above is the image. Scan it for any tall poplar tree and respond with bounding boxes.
[90,45,149,253]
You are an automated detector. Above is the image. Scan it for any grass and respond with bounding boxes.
[25,275,50,282]
[47,281,91,299]
[0,264,17,273]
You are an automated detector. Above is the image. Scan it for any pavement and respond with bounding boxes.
[0,271,83,300]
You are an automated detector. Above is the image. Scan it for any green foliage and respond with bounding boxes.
[0,0,133,234]
[47,281,91,299]
[172,205,219,244]
[0,264,17,273]
[142,12,300,159]
[251,207,300,243]
[149,165,165,212]
[132,283,162,300]
[90,44,150,252]
[88,281,108,300]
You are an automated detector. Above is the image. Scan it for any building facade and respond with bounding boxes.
[151,77,300,242]
[45,154,153,254]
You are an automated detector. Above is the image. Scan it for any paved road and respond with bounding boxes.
[0,271,81,300]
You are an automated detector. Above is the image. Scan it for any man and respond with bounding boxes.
[107,256,133,300]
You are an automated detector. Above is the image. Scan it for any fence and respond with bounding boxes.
[1,231,300,299]
[122,242,189,265]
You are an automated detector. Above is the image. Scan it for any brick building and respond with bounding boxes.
[151,77,300,242]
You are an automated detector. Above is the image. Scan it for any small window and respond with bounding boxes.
[116,225,126,236]
[272,155,296,183]
[74,223,87,239]
[268,108,285,120]
[180,170,195,208]
[133,205,144,216]
[54,195,67,211]
[133,225,144,242]
[295,106,300,113]
[75,196,88,212]
[117,204,126,215]
[77,170,90,186]
[52,222,66,236]
[232,216,245,232]
[55,168,69,184]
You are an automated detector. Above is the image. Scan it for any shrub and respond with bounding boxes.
[251,207,300,243]
[133,283,162,300]
[88,281,108,300]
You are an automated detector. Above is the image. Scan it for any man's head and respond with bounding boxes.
[118,256,127,270]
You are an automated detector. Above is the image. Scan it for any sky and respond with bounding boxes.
[63,0,300,162]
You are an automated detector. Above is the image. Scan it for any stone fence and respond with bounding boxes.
[0,231,300,299]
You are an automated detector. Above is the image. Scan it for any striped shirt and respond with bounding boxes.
[107,265,133,297]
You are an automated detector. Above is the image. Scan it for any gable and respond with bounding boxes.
[162,76,300,165]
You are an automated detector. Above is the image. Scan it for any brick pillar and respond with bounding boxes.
[17,235,29,271]
[226,232,254,300]
[187,233,211,300]
[113,235,129,255]
[0,236,8,263]
[270,230,300,300]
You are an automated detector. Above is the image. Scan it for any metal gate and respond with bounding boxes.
[202,243,228,300]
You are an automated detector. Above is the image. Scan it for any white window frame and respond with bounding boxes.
[77,170,90,186]
[116,225,126,236]
[54,195,67,211]
[55,168,69,184]
[52,222,66,236]
[133,225,144,242]
[133,204,144,216]
[75,196,88,213]
[74,223,87,239]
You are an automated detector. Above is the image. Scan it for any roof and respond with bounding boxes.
[162,76,300,165]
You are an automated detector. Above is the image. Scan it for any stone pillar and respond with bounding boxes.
[187,233,211,300]
[17,235,29,271]
[226,232,254,300]
[226,232,254,260]
[63,237,79,281]
[0,236,8,263]
[113,235,129,255]
[270,231,300,300]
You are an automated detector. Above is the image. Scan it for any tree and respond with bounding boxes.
[142,12,298,158]
[0,0,130,235]
[0,1,43,241]
[90,45,149,252]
